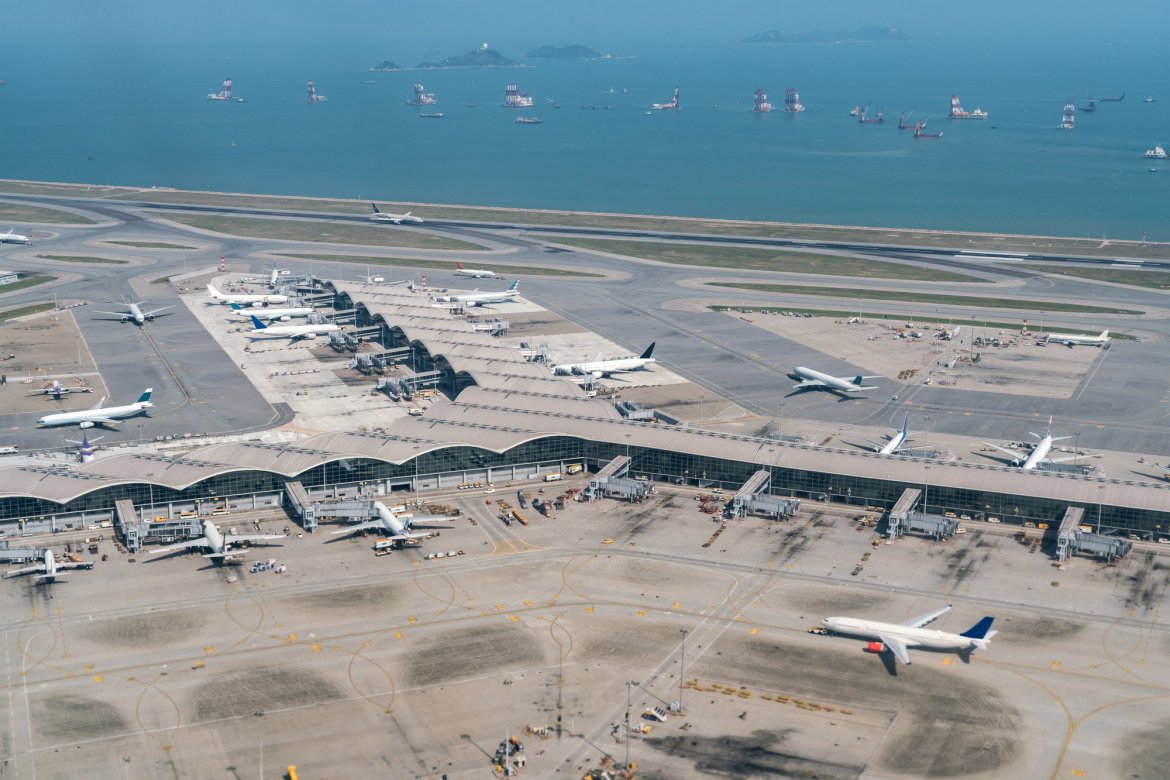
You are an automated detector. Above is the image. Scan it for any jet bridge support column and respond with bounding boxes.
[885,488,922,540]
[284,481,318,533]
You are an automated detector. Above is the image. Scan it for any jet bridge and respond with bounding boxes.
[283,481,319,533]
[114,499,201,553]
[0,541,41,564]
[115,499,142,554]
[581,455,639,501]
[884,488,957,540]
[726,470,800,519]
[1056,506,1131,562]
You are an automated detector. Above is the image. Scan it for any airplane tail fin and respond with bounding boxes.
[90,396,107,410]
[456,261,465,270]
[230,302,242,312]
[639,342,656,360]
[207,284,221,298]
[852,375,866,386]
[1100,330,1109,339]
[250,315,268,330]
[136,388,153,404]
[507,279,519,291]
[901,413,910,435]
[959,616,996,640]
[371,203,382,214]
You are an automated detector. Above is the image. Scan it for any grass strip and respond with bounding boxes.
[274,253,601,278]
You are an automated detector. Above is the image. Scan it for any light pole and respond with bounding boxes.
[678,629,688,711]
[503,677,513,769]
[625,680,640,770]
[779,401,786,441]
[1097,485,1104,534]
[413,445,420,506]
[1074,430,1081,468]
[699,395,704,428]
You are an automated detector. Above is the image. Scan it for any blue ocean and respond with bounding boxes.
[1,4,1167,239]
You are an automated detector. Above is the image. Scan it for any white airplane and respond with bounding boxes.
[822,604,997,666]
[432,280,520,307]
[150,518,285,560]
[1043,329,1110,348]
[0,228,31,245]
[330,501,454,544]
[859,414,929,456]
[27,378,93,399]
[229,302,313,321]
[982,417,1094,470]
[207,284,289,307]
[247,314,340,342]
[552,343,657,378]
[370,203,423,224]
[37,388,153,429]
[789,366,881,395]
[95,301,174,326]
[3,549,93,583]
[454,261,499,279]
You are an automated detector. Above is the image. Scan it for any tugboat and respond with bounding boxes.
[1079,98,1097,112]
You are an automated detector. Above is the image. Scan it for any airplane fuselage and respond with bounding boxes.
[0,231,30,244]
[823,616,982,652]
[235,307,314,321]
[878,430,908,455]
[555,356,654,376]
[791,366,876,393]
[37,399,152,428]
[246,321,340,340]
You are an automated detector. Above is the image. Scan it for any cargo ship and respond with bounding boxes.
[1145,145,1167,159]
[752,89,774,113]
[1058,99,1076,130]
[1078,98,1096,113]
[408,83,437,106]
[306,81,326,103]
[859,106,884,124]
[783,88,804,113]
[948,93,988,120]
[914,120,943,139]
[651,87,680,111]
[515,116,543,125]
[207,78,239,102]
[504,84,534,108]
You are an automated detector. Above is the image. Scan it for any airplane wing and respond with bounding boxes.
[901,604,953,628]
[794,379,828,389]
[879,634,914,665]
[55,561,94,571]
[143,306,175,318]
[330,520,384,535]
[858,436,887,450]
[982,442,1024,459]
[150,538,208,554]
[225,534,286,545]
[86,417,121,428]
[2,565,46,579]
[1046,453,1099,464]
[95,310,132,318]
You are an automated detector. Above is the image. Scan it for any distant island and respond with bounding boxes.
[743,26,909,45]
[369,60,402,72]
[415,48,520,69]
[526,44,603,60]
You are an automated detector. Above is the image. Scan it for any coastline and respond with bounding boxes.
[2,178,1168,261]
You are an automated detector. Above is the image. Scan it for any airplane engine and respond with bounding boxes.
[146,314,155,321]
[865,641,886,654]
[278,316,291,322]
[120,316,130,323]
[78,421,95,429]
[250,301,264,308]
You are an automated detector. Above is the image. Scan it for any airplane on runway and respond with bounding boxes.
[859,414,929,455]
[432,280,520,307]
[821,604,997,665]
[2,549,93,583]
[789,366,881,395]
[247,314,340,341]
[329,501,454,544]
[370,203,423,224]
[36,388,152,429]
[229,302,314,321]
[150,519,285,560]
[0,228,30,245]
[207,284,289,307]
[552,343,656,378]
[1043,329,1111,348]
[27,378,93,399]
[454,261,499,279]
[982,417,1095,470]
[94,301,173,326]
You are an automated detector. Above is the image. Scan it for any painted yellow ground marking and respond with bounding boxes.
[203,646,215,655]
[523,600,533,607]
[480,610,489,617]
[672,602,681,609]
[311,643,321,652]
[636,610,646,617]
[585,606,594,613]
[394,632,403,639]
[93,675,103,683]
[408,616,417,624]
[942,658,952,666]
[510,615,519,622]
[1050,660,1062,669]
[750,628,760,635]
[285,633,297,643]
[64,671,73,678]
[84,664,94,671]
[495,604,506,612]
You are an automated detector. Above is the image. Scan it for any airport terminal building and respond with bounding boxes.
[3,279,1168,542]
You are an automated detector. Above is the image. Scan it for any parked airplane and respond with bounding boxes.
[27,378,93,399]
[229,302,313,321]
[329,501,454,544]
[247,314,340,342]
[370,203,423,224]
[150,519,285,560]
[982,417,1093,470]
[859,414,928,456]
[454,261,499,279]
[95,301,174,326]
[0,228,30,245]
[2,549,93,582]
[432,280,520,307]
[552,343,657,378]
[207,284,288,307]
[1043,329,1110,348]
[789,366,881,394]
[822,604,997,665]
[65,433,104,463]
[37,388,152,429]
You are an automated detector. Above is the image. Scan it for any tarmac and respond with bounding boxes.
[4,483,1170,779]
